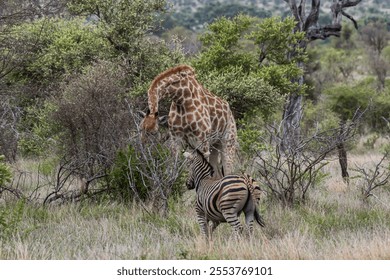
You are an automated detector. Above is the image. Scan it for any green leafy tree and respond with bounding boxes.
[325,84,371,122]
[195,14,256,72]
[7,18,110,86]
[324,78,390,132]
[68,0,166,52]
[193,15,306,160]
[67,0,182,83]
[18,101,59,157]
[2,18,113,157]
[194,15,305,120]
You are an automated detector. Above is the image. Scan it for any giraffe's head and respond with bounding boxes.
[139,109,168,142]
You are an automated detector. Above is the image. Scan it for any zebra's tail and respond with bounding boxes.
[242,174,261,200]
[242,173,265,227]
[254,208,265,227]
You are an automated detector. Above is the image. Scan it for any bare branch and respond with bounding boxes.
[255,109,361,206]
[284,0,362,42]
[342,0,363,8]
[304,0,320,31]
[331,0,361,28]
[354,151,390,201]
[298,0,306,20]
[0,185,25,200]
[287,0,301,23]
[341,10,358,29]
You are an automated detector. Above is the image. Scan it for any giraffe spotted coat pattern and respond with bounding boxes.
[141,65,238,176]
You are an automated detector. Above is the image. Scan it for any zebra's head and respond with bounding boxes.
[184,149,214,190]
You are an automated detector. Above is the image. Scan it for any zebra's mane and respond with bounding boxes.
[195,149,214,178]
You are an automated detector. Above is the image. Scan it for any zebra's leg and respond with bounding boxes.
[208,221,220,241]
[245,212,255,236]
[222,210,243,237]
[244,198,255,236]
[196,209,209,240]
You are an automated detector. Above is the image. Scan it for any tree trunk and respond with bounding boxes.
[337,120,349,183]
[281,83,303,152]
[281,0,362,152]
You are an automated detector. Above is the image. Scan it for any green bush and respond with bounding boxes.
[18,101,60,157]
[370,92,390,131]
[6,18,110,85]
[0,155,12,186]
[324,78,390,132]
[302,100,341,135]
[108,143,185,205]
[324,83,372,121]
[0,200,25,240]
[236,112,267,157]
[109,145,148,201]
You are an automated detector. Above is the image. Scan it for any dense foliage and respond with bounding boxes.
[193,15,305,120]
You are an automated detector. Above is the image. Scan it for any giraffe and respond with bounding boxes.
[140,64,238,177]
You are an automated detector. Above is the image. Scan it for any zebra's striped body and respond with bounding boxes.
[184,150,265,240]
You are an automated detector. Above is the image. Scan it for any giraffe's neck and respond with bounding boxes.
[147,88,159,114]
[148,78,190,114]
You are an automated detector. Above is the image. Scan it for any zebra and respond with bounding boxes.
[184,149,265,240]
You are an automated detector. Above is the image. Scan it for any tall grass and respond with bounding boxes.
[1,153,390,259]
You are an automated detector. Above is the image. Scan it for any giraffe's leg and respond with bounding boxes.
[199,143,210,159]
[221,139,236,175]
[209,143,223,179]
[191,137,211,160]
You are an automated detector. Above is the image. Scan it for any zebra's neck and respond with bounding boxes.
[193,158,213,191]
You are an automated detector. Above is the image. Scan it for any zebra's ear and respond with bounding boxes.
[183,151,194,160]
[183,152,191,158]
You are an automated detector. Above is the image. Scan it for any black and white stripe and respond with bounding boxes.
[184,149,265,240]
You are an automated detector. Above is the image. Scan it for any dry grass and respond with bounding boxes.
[1,153,390,260]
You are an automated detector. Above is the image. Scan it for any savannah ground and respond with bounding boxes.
[1,150,390,260]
